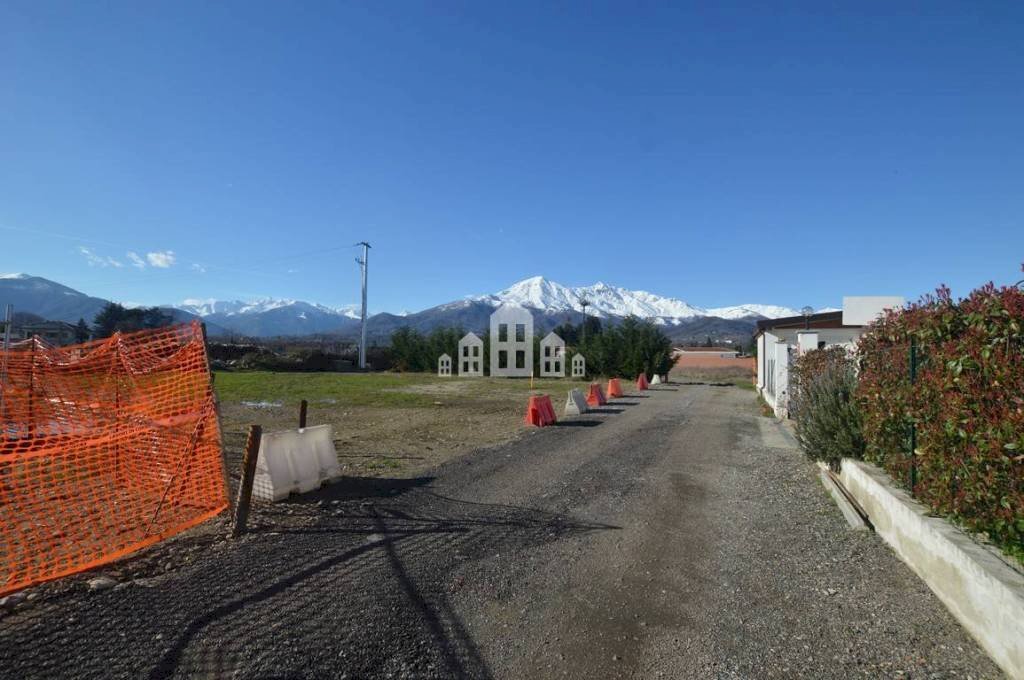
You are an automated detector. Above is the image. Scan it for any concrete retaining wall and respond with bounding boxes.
[839,459,1024,679]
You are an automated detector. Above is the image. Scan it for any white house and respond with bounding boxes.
[437,353,452,377]
[755,296,904,418]
[457,332,484,377]
[539,332,566,377]
[489,305,533,377]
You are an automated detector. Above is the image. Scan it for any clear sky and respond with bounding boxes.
[2,2,1022,313]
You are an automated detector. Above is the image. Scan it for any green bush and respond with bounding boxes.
[789,347,865,470]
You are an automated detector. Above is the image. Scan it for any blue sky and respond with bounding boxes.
[2,2,1022,313]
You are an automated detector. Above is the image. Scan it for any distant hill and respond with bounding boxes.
[0,273,110,324]
[1,273,821,344]
[0,273,228,334]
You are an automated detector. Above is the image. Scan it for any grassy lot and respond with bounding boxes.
[214,371,594,482]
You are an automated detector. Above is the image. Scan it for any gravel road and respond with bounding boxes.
[0,383,1002,678]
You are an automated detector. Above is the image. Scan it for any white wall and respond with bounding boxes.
[842,296,905,326]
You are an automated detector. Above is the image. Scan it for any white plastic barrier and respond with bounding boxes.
[564,388,589,417]
[252,424,342,502]
[650,374,662,385]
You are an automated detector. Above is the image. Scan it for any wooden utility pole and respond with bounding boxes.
[231,424,262,537]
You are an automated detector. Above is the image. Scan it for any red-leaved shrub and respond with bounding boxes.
[856,283,1024,560]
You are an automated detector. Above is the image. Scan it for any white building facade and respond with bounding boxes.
[571,353,586,378]
[539,332,566,377]
[489,305,534,378]
[457,332,484,377]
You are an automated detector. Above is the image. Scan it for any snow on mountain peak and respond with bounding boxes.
[0,273,29,279]
[474,276,706,321]
[705,304,802,320]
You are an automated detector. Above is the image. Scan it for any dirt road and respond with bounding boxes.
[0,384,1000,678]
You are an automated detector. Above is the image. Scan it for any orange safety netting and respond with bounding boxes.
[0,321,228,595]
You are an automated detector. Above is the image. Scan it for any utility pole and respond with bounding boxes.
[356,242,371,369]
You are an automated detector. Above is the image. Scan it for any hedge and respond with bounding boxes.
[856,283,1024,560]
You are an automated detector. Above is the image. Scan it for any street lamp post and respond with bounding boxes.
[579,297,590,343]
[801,306,814,330]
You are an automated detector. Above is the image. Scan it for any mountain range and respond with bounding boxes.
[0,273,822,344]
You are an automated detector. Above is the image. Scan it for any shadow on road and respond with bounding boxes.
[131,478,619,679]
[586,407,624,415]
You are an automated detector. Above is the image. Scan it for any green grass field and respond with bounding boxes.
[213,371,441,407]
[213,371,593,407]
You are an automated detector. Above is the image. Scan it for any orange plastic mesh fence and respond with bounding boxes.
[0,321,228,595]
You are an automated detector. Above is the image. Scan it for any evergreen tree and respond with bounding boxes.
[74,318,90,343]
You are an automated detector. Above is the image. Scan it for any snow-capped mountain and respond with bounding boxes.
[2,273,821,341]
[470,276,799,324]
[179,297,361,319]
[473,277,708,321]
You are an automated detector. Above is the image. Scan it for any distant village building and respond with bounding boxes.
[437,353,452,377]
[755,296,904,418]
[489,305,533,378]
[7,321,79,346]
[539,332,565,377]
[457,332,484,377]
[571,353,586,378]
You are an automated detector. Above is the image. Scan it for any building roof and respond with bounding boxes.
[541,331,564,344]
[754,310,859,333]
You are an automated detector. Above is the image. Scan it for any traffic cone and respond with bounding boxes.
[586,382,607,407]
[636,373,649,390]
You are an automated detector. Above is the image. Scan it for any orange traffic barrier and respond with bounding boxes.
[607,378,624,398]
[0,322,229,596]
[524,394,557,427]
[585,382,607,407]
[606,376,622,399]
[636,373,649,390]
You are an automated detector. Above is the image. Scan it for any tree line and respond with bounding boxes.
[91,303,173,339]
[390,316,674,379]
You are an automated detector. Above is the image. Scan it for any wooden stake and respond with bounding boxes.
[231,424,262,537]
[299,399,308,429]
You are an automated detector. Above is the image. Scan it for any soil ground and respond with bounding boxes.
[673,353,755,387]
[215,371,593,479]
[0,376,1000,679]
